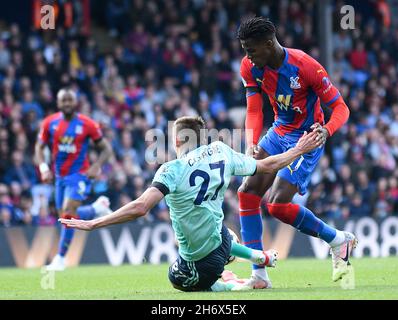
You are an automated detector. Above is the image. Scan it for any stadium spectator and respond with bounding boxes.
[3,150,38,191]
[32,194,57,226]
[106,0,131,37]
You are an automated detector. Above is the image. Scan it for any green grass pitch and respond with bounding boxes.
[0,257,397,300]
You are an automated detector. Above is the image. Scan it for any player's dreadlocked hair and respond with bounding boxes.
[237,17,276,41]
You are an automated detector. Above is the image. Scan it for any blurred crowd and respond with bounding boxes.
[0,0,397,228]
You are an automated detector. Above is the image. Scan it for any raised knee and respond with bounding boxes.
[238,181,263,197]
[238,179,250,194]
[268,188,291,204]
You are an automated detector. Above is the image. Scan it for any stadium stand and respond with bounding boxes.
[0,0,397,228]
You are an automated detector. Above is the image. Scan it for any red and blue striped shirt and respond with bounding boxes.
[240,47,341,137]
[38,112,103,177]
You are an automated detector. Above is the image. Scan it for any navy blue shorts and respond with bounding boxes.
[258,127,324,195]
[55,173,92,210]
[168,225,232,291]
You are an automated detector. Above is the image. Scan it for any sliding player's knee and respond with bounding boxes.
[168,273,197,292]
[169,280,190,292]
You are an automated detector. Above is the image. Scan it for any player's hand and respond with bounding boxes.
[41,170,53,184]
[86,164,101,179]
[58,218,95,231]
[246,145,260,158]
[295,131,323,154]
[310,123,329,145]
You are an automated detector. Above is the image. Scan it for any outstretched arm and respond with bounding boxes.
[256,131,323,174]
[59,187,164,230]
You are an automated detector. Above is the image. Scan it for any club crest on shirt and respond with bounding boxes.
[290,76,301,89]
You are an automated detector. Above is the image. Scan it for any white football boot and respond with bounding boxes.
[257,249,278,268]
[239,274,273,290]
[92,196,112,217]
[236,249,277,290]
[46,254,66,271]
[221,250,277,291]
[330,232,358,282]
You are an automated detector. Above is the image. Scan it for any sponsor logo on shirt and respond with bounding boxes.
[276,95,303,114]
[292,106,303,114]
[276,95,292,111]
[58,136,76,153]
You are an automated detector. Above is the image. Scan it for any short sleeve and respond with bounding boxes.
[302,54,341,107]
[86,118,103,141]
[230,149,257,176]
[152,162,178,194]
[240,57,258,88]
[38,118,50,144]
